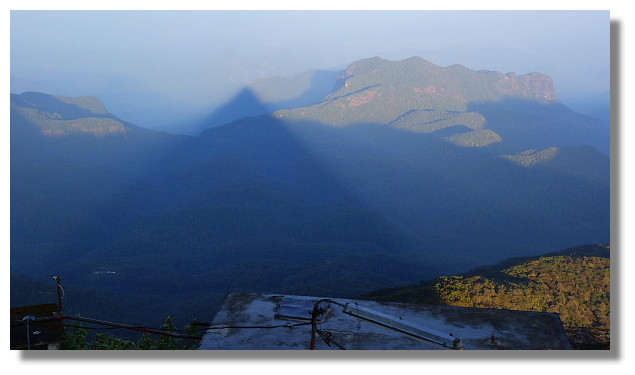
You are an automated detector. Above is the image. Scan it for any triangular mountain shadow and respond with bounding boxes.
[204,88,271,129]
[12,90,436,329]
[46,114,436,328]
[194,69,340,134]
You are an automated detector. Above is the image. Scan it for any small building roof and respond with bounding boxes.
[198,293,572,350]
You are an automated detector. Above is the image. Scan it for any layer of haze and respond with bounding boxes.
[10,10,609,133]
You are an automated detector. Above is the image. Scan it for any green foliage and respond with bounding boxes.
[61,322,90,350]
[151,316,181,350]
[364,245,610,330]
[91,333,137,350]
[60,316,199,350]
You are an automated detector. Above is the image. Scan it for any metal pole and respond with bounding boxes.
[310,304,319,350]
[53,276,63,315]
[22,315,35,350]
[309,299,344,350]
[26,319,31,350]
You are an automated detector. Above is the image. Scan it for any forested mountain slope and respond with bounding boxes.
[362,244,610,349]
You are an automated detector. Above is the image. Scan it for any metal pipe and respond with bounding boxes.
[343,303,464,350]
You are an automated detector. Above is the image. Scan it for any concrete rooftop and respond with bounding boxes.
[198,293,572,350]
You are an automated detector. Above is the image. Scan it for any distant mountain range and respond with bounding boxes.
[273,56,608,153]
[10,56,610,328]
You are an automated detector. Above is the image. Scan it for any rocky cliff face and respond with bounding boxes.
[490,71,557,102]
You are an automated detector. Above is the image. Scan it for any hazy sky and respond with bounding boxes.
[10,10,610,131]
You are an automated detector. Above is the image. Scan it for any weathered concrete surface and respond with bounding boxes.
[198,293,572,350]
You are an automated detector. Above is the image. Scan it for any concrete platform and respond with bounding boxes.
[198,293,573,350]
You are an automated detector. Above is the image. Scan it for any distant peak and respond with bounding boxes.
[448,63,468,69]
[338,56,389,79]
[401,56,428,63]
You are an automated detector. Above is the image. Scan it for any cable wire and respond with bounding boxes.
[316,329,346,350]
[206,322,312,330]
[19,317,312,338]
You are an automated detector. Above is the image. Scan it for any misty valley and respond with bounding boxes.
[10,57,610,347]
